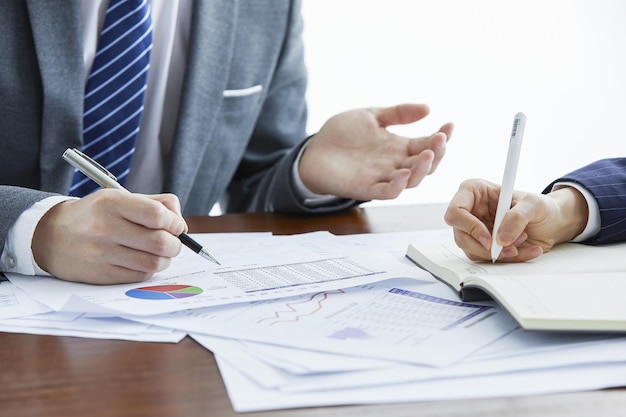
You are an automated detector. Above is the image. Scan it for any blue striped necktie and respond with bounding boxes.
[70,0,153,197]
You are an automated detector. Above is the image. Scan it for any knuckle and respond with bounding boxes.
[506,210,526,227]
[151,230,172,255]
[131,270,154,283]
[119,270,153,284]
[162,193,180,206]
[138,273,153,282]
[465,252,482,262]
[144,202,165,222]
[138,253,166,273]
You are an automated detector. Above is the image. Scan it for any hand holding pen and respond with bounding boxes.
[445,176,588,263]
[444,113,533,263]
[29,148,219,285]
[63,148,220,265]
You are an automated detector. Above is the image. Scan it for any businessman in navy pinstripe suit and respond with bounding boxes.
[444,158,626,263]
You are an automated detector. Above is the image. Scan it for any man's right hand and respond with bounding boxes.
[32,189,187,284]
[444,179,589,263]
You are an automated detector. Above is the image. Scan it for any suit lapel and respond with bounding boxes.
[164,0,238,205]
[26,0,84,192]
[26,0,238,197]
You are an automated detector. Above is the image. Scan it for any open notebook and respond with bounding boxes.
[406,239,626,332]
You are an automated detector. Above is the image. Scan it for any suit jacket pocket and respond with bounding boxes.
[222,84,263,98]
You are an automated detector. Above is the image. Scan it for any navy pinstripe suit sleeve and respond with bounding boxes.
[543,158,626,245]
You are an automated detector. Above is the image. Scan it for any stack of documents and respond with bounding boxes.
[2,230,626,412]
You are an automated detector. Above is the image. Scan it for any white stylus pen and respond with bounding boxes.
[62,147,221,265]
[491,112,526,263]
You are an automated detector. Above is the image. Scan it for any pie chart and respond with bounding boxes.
[125,284,203,300]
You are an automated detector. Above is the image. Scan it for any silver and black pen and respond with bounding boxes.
[62,147,220,265]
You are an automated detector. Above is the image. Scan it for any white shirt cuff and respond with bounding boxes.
[1,195,76,276]
[550,181,600,242]
[292,143,341,207]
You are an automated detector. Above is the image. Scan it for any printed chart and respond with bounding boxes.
[125,285,203,300]
[214,257,379,293]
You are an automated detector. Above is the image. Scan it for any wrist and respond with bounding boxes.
[548,187,589,243]
[2,195,73,276]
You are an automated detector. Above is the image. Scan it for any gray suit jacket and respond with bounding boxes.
[0,0,355,252]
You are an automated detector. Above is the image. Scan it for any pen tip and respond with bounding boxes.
[199,248,221,265]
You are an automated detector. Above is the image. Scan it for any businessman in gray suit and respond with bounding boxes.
[444,158,626,262]
[0,0,453,284]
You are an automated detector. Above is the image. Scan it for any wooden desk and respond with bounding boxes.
[1,204,624,417]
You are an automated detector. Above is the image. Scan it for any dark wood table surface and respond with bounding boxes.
[1,204,625,417]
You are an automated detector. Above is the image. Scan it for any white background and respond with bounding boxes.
[301,0,626,207]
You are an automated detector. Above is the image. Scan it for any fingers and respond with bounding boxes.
[499,245,544,263]
[495,208,529,247]
[495,194,543,247]
[374,104,431,127]
[426,132,447,174]
[446,209,493,260]
[148,193,188,234]
[120,193,186,236]
[438,122,454,140]
[406,127,450,155]
[114,219,183,259]
[366,170,412,200]
[97,191,185,259]
[452,225,543,263]
[406,124,452,176]
[448,228,480,261]
[100,237,176,276]
[369,149,435,198]
[444,180,496,261]
[405,150,434,188]
[149,193,184,217]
